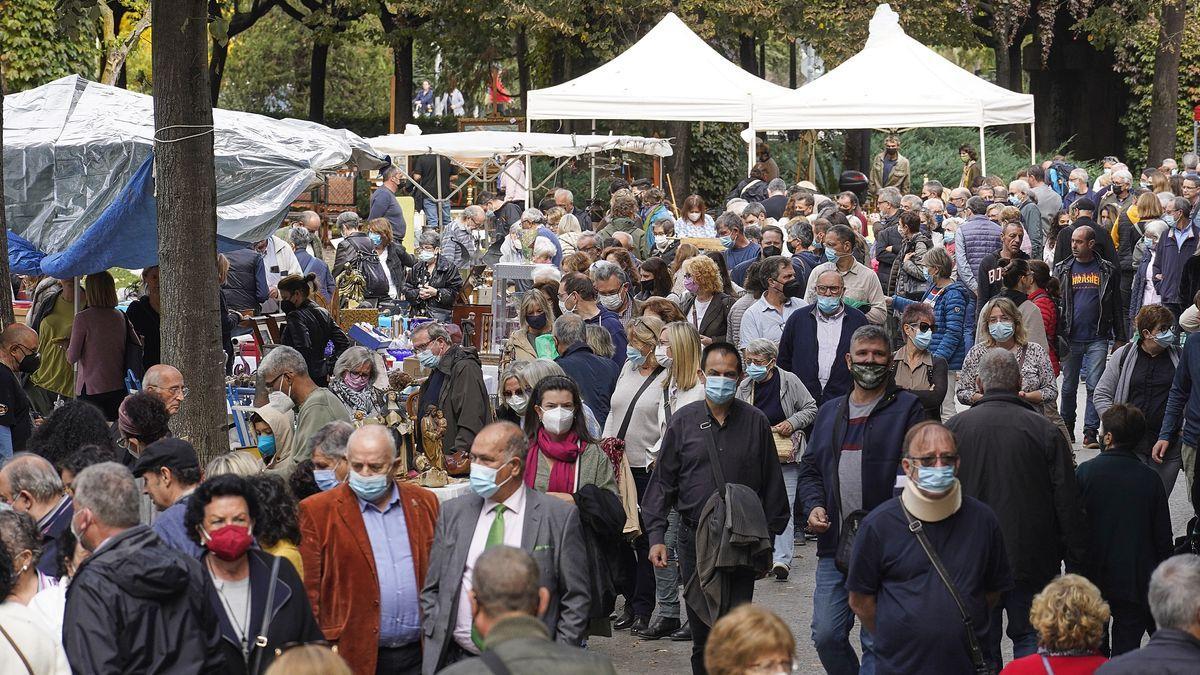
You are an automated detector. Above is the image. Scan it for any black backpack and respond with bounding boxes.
[350,249,390,298]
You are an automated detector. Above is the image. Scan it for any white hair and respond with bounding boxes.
[1149,555,1200,631]
[725,198,749,215]
[923,198,944,211]
[554,188,573,202]
[1008,179,1030,194]
[1069,168,1089,182]
[1158,191,1175,209]
[531,264,562,285]
[1112,169,1133,182]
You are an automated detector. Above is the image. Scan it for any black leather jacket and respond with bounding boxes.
[402,255,463,315]
[280,299,350,386]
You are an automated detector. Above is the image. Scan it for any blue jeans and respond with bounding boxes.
[1059,338,1108,435]
[774,463,800,568]
[812,556,875,675]
[986,586,1038,670]
[423,198,451,230]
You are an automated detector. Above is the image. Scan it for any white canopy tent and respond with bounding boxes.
[754,4,1036,174]
[527,12,797,172]
[367,130,673,210]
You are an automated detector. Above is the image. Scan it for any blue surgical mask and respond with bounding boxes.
[417,348,441,369]
[923,268,933,283]
[719,235,734,249]
[256,434,276,459]
[1144,237,1154,250]
[988,320,1015,341]
[913,465,956,494]
[934,214,944,226]
[368,233,383,247]
[470,460,515,499]
[913,329,933,351]
[313,469,340,492]
[1163,213,1176,227]
[1008,195,1020,206]
[746,363,770,382]
[1153,329,1176,349]
[348,470,391,502]
[626,345,646,367]
[816,296,842,315]
[825,247,839,262]
[704,375,737,404]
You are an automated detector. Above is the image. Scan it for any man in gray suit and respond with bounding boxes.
[420,422,591,674]
[439,546,617,675]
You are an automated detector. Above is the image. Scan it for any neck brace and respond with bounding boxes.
[900,478,961,522]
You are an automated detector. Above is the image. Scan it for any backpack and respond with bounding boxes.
[1047,161,1076,198]
[350,249,389,298]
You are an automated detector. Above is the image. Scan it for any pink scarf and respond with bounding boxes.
[524,429,584,493]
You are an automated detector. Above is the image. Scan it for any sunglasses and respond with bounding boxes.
[906,322,933,333]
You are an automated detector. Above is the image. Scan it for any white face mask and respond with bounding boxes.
[688,212,702,222]
[541,407,575,435]
[654,345,672,365]
[599,292,624,310]
[506,394,529,414]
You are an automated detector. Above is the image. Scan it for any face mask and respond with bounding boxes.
[16,350,40,375]
[849,362,888,390]
[684,277,699,294]
[655,237,674,252]
[506,394,529,414]
[1008,195,1020,206]
[201,524,255,562]
[913,465,956,494]
[1103,167,1112,175]
[654,345,672,368]
[912,329,933,351]
[470,460,515,499]
[688,212,702,222]
[348,470,391,502]
[1113,184,1127,195]
[419,250,437,262]
[626,345,647,367]
[256,434,276,459]
[599,292,624,310]
[988,320,1015,341]
[340,372,369,392]
[816,296,842,315]
[923,268,933,283]
[541,407,575,435]
[825,247,839,262]
[762,245,782,258]
[526,313,548,330]
[368,233,383,247]
[1144,237,1155,251]
[417,348,441,369]
[1153,329,1176,349]
[719,235,734,248]
[1163,213,1176,228]
[1139,181,1151,190]
[746,363,771,382]
[704,375,737,404]
[313,469,340,492]
[783,279,805,298]
[885,148,898,157]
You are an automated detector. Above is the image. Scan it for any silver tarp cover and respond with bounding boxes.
[3,75,386,253]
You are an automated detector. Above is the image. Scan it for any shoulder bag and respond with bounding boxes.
[900,502,994,675]
[828,397,866,575]
[250,554,283,674]
[0,619,34,675]
[602,365,666,455]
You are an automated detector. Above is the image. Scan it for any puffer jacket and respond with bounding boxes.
[280,299,350,387]
[893,281,975,370]
[63,525,223,674]
[403,255,464,316]
[1027,288,1060,374]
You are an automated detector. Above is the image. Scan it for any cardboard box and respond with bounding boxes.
[402,356,429,379]
[348,323,391,350]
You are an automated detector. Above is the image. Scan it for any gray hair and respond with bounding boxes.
[1144,219,1168,240]
[900,194,923,211]
[585,324,615,358]
[1069,168,1089,182]
[923,198,944,212]
[1112,169,1133,183]
[520,208,545,224]
[554,188,574,203]
[348,424,397,460]
[461,205,484,222]
[310,420,354,461]
[978,348,1021,393]
[877,187,902,209]
[1,454,63,502]
[520,358,566,391]
[532,244,557,261]
[1157,192,1175,209]
[0,511,41,565]
[531,264,561,285]
[949,187,971,201]
[552,313,586,350]
[472,545,541,617]
[73,462,140,529]
[744,338,779,360]
[289,226,313,250]
[1182,152,1199,171]
[413,321,451,344]
[259,345,306,383]
[332,345,378,381]
[1148,555,1200,631]
[767,178,788,194]
[589,260,627,286]
[335,211,361,231]
[418,230,441,248]
[558,213,581,234]
[743,203,767,219]
[1008,179,1030,195]
[850,324,891,350]
[381,166,402,181]
[788,219,813,247]
[925,247,953,279]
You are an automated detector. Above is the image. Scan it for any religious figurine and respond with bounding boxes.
[421,405,448,471]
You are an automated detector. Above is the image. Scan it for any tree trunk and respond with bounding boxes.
[1148,0,1185,165]
[0,67,14,326]
[757,37,765,79]
[209,39,229,107]
[392,35,414,132]
[309,41,329,124]
[549,40,566,85]
[738,34,756,74]
[516,27,529,115]
[788,39,797,88]
[667,121,691,203]
[151,0,227,461]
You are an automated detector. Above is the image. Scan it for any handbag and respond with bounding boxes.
[825,397,863,575]
[0,618,34,675]
[250,555,282,673]
[602,365,666,453]
[900,502,994,675]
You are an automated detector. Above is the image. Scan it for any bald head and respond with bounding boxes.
[301,210,321,232]
[348,424,397,462]
[471,422,527,464]
[143,364,185,415]
[0,324,38,372]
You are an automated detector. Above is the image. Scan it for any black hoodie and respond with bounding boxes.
[64,525,223,674]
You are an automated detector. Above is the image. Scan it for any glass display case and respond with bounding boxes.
[489,262,535,354]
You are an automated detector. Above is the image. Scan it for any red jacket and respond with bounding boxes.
[1000,653,1106,674]
[1028,288,1060,374]
[299,482,439,675]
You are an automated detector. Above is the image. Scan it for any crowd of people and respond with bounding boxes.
[2,138,1200,675]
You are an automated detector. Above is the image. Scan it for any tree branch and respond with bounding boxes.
[101,5,152,85]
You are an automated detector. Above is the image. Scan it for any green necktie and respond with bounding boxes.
[472,504,508,650]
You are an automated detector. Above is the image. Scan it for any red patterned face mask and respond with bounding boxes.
[202,524,254,561]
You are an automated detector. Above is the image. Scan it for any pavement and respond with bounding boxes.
[590,395,1196,673]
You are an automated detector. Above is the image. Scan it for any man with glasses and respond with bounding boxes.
[783,270,870,408]
[142,364,187,416]
[804,224,888,325]
[1182,174,1200,230]
[798,324,926,675]
[946,348,1088,670]
[0,323,39,458]
[1153,196,1198,321]
[847,421,1012,675]
[946,187,970,217]
[258,345,351,475]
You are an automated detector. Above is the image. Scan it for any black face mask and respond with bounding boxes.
[783,279,805,298]
[280,300,298,314]
[526,313,548,330]
[17,350,40,375]
[639,280,657,295]
[762,245,782,258]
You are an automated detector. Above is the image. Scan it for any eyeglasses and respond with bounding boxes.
[147,384,189,399]
[906,454,959,467]
[745,355,774,367]
[815,285,842,296]
[905,322,933,333]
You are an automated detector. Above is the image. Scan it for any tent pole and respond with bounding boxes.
[525,118,533,205]
[590,119,596,200]
[73,278,80,378]
[1029,121,1036,164]
[978,126,987,177]
[747,127,756,176]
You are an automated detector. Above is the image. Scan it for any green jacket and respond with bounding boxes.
[597,217,648,258]
[527,441,617,496]
[279,387,352,478]
[439,615,617,675]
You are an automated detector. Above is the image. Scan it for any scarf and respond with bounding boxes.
[524,429,583,493]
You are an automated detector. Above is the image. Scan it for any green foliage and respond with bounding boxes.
[689,122,744,206]
[0,0,99,92]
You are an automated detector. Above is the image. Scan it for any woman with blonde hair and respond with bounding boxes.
[499,288,555,372]
[679,256,734,344]
[704,604,795,675]
[556,212,584,255]
[999,575,1109,674]
[67,271,135,420]
[263,645,351,675]
[205,450,264,477]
